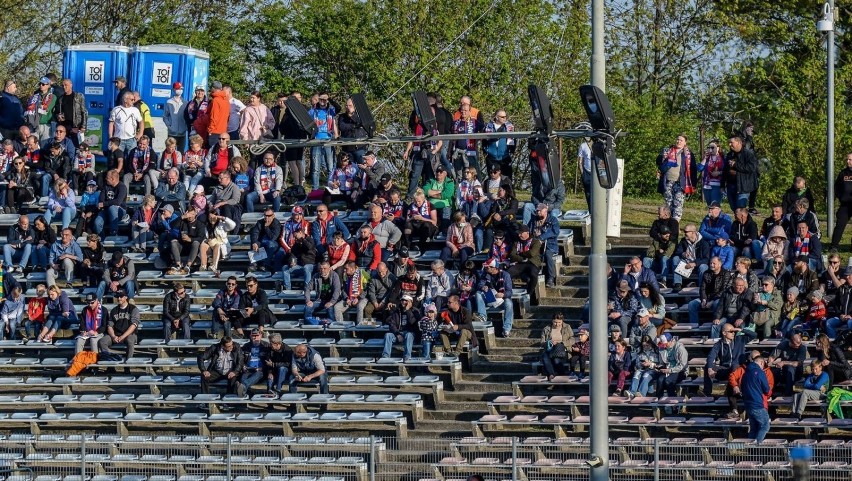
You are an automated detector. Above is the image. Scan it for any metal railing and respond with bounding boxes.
[0,435,844,481]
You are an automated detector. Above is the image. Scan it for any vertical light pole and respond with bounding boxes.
[589,0,609,479]
[823,1,836,237]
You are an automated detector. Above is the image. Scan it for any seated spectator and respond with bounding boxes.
[441,212,475,269]
[130,195,157,253]
[418,304,439,359]
[211,277,243,338]
[79,234,104,288]
[476,260,514,337]
[182,135,206,195]
[37,285,76,343]
[778,287,803,337]
[24,135,51,198]
[657,333,688,397]
[44,179,76,230]
[529,202,560,288]
[671,223,710,292]
[713,277,754,340]
[423,166,455,229]
[328,231,353,276]
[456,167,484,223]
[791,359,830,421]
[827,268,852,337]
[46,228,82,287]
[289,343,328,394]
[305,261,341,323]
[711,231,735,270]
[782,176,816,217]
[198,336,244,395]
[168,209,207,275]
[239,329,270,397]
[97,252,136,301]
[248,207,282,272]
[323,152,360,208]
[336,262,369,324]
[74,180,99,237]
[153,204,180,265]
[814,333,852,385]
[209,171,242,233]
[703,325,746,396]
[355,151,386,204]
[189,185,207,215]
[650,206,680,245]
[4,155,34,214]
[69,142,95,193]
[364,203,402,262]
[732,257,760,292]
[761,226,788,274]
[156,137,183,186]
[507,225,543,300]
[0,285,23,340]
[31,216,55,271]
[426,260,451,312]
[624,335,662,399]
[438,295,477,356]
[278,230,316,291]
[239,276,274,335]
[382,294,419,360]
[752,276,782,341]
[4,215,33,273]
[789,221,823,272]
[403,189,438,253]
[608,339,632,396]
[43,142,71,195]
[803,289,827,335]
[609,280,640,334]
[643,225,674,285]
[380,188,406,232]
[621,256,660,294]
[391,262,427,306]
[487,230,511,265]
[478,183,518,251]
[365,262,396,322]
[352,225,382,274]
[312,203,350,257]
[821,253,846,304]
[199,211,237,274]
[760,204,790,240]
[483,163,510,200]
[636,282,666,329]
[95,169,128,237]
[99,290,140,360]
[162,282,191,342]
[123,135,158,196]
[455,260,478,312]
[699,202,732,242]
[154,167,187,207]
[789,255,820,300]
[25,284,46,340]
[75,293,108,354]
[730,207,761,260]
[265,333,293,394]
[246,152,283,213]
[768,333,807,396]
[540,313,574,380]
[629,309,657,350]
[688,257,730,325]
[568,327,590,379]
[608,324,624,352]
[788,198,820,240]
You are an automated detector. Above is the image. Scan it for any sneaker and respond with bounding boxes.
[624,391,635,401]
[545,280,556,288]
[179,266,190,276]
[248,263,258,272]
[658,280,667,289]
[672,283,682,292]
[166,266,181,276]
[748,208,759,216]
[612,389,622,397]
[726,410,739,419]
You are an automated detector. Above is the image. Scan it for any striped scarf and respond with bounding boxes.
[794,234,810,258]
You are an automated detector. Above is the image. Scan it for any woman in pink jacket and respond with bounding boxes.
[239,91,275,141]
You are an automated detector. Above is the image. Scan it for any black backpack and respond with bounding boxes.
[281,185,307,206]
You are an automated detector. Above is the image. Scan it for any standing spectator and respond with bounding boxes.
[113,77,129,109]
[742,355,771,442]
[239,276,274,335]
[238,329,271,397]
[703,325,746,396]
[725,134,759,211]
[476,260,514,337]
[184,86,209,144]
[99,290,140,360]
[827,270,852,338]
[438,295,477,356]
[699,202,732,242]
[206,81,229,147]
[223,86,245,141]
[655,134,697,221]
[289,343,328,394]
[239,91,275,141]
[0,81,23,140]
[108,92,142,154]
[830,153,852,250]
[281,91,307,187]
[162,282,191,341]
[450,104,483,179]
[75,293,108,354]
[246,152,283,213]
[163,82,187,149]
[576,137,592,210]
[403,105,442,198]
[768,333,807,396]
[198,336,244,395]
[211,277,242,339]
[308,93,338,190]
[4,215,33,273]
[24,77,56,141]
[46,228,82,287]
[568,327,591,379]
[671,224,711,292]
[249,207,282,272]
[94,170,128,237]
[53,79,87,148]
[699,139,725,206]
[529,202,561,288]
[382,295,419,360]
[482,109,516,178]
[37,285,75,343]
[96,251,136,300]
[337,97,368,165]
[522,148,565,225]
[657,333,688,396]
[44,179,75,229]
[265,333,292,393]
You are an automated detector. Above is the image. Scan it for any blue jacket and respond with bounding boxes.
[741,361,770,411]
[48,240,83,265]
[705,335,746,370]
[311,215,350,248]
[699,213,732,242]
[153,212,180,240]
[477,269,513,298]
[0,91,23,130]
[620,268,659,294]
[711,245,735,270]
[528,213,560,253]
[803,371,829,391]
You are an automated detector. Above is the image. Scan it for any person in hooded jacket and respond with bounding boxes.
[761,225,788,274]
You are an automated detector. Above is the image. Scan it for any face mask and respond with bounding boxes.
[175,89,184,96]
[458,222,466,228]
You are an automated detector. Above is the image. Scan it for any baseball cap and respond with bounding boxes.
[114,76,127,83]
[161,204,175,214]
[109,251,123,267]
[250,328,262,336]
[708,201,721,209]
[115,289,128,298]
[39,77,51,85]
[172,82,183,90]
[86,180,97,187]
[85,293,97,302]
[493,230,505,240]
[489,164,501,173]
[195,85,206,91]
[425,304,437,313]
[484,259,498,268]
[656,333,672,344]
[536,203,548,211]
[435,166,446,173]
[292,206,304,215]
[517,225,530,234]
[193,185,205,195]
[658,225,671,235]
[398,246,410,258]
[637,308,650,317]
[401,294,414,302]
[380,174,391,183]
[211,80,223,90]
[717,231,730,241]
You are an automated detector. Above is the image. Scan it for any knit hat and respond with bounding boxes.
[787,286,800,297]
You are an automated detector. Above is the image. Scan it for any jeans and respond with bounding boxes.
[440,246,474,269]
[736,193,750,209]
[185,172,203,197]
[541,351,567,377]
[746,407,770,442]
[382,331,414,359]
[96,280,136,300]
[97,333,138,360]
[94,205,126,236]
[252,240,279,269]
[245,191,281,213]
[0,306,23,340]
[36,172,52,197]
[521,202,562,225]
[45,313,76,332]
[643,256,670,281]
[688,298,718,324]
[240,369,265,396]
[267,366,290,392]
[310,146,334,190]
[289,371,329,394]
[45,207,76,230]
[33,245,49,268]
[630,369,659,397]
[826,316,852,338]
[118,138,137,155]
[475,292,514,334]
[421,331,438,359]
[123,172,157,197]
[3,244,32,269]
[704,366,732,396]
[278,263,314,290]
[703,186,721,207]
[671,257,708,286]
[406,157,426,199]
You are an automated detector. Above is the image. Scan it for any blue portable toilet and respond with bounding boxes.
[62,43,131,152]
[129,44,210,151]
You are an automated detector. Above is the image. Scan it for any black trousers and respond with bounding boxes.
[831,203,852,247]
[200,370,239,394]
[507,262,539,294]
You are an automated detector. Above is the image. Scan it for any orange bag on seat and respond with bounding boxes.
[66,351,98,376]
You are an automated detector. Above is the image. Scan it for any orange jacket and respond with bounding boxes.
[67,351,98,376]
[208,91,230,135]
[729,364,774,399]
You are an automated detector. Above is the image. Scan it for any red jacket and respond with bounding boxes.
[208,91,229,135]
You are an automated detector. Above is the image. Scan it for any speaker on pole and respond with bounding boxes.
[528,84,554,135]
[350,93,376,138]
[285,96,318,137]
[411,90,437,132]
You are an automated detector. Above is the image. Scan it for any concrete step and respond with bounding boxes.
[470,360,534,376]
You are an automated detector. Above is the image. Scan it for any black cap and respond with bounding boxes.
[380,174,392,183]
[518,225,530,234]
[85,293,97,302]
[494,230,505,240]
[435,166,446,173]
[489,164,501,173]
[795,255,809,264]
[658,225,671,235]
[708,201,721,208]
[115,289,128,298]
[109,251,123,267]
[398,246,410,258]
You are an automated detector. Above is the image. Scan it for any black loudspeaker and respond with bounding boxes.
[528,84,553,135]
[592,136,618,189]
[529,138,559,192]
[285,97,318,137]
[579,85,615,133]
[351,93,376,138]
[411,90,437,132]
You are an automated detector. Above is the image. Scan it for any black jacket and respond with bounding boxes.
[44,152,71,179]
[832,284,852,317]
[241,340,271,372]
[673,237,711,265]
[197,343,245,374]
[386,306,420,336]
[162,291,190,323]
[728,148,758,194]
[250,218,282,245]
[714,287,753,321]
[7,223,34,248]
[290,236,317,266]
[32,222,56,246]
[729,217,759,249]
[179,217,207,243]
[650,218,680,245]
[266,344,293,374]
[835,168,852,204]
[700,268,731,302]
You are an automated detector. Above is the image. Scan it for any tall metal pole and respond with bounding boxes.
[589,0,609,479]
[827,0,836,237]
